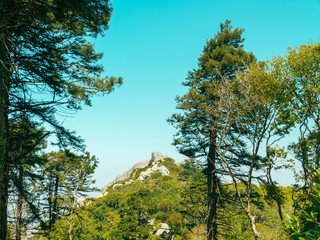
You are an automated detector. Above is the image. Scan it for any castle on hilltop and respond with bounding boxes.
[151,152,168,162]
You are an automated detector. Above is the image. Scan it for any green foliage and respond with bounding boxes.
[168,20,256,158]
[168,20,257,239]
[43,157,293,239]
[179,159,207,229]
[25,150,99,238]
[287,169,320,239]
[114,189,154,239]
[7,116,49,238]
[10,18,320,240]
[1,0,121,237]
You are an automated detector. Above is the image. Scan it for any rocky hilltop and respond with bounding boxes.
[98,152,171,198]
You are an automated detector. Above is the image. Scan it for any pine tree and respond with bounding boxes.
[0,1,122,238]
[35,150,98,236]
[169,20,255,240]
[7,116,48,239]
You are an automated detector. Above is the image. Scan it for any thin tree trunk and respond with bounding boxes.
[246,145,261,240]
[266,157,283,221]
[0,0,10,237]
[265,134,284,222]
[276,201,283,221]
[48,175,53,230]
[247,212,260,240]
[69,170,82,240]
[207,132,218,240]
[52,174,59,227]
[68,207,73,240]
[315,128,320,166]
[217,147,261,240]
[16,166,24,240]
[48,173,59,230]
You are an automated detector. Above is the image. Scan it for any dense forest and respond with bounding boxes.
[1,0,320,239]
[28,156,294,239]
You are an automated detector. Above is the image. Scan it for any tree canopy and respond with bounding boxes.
[0,0,122,238]
[169,20,255,240]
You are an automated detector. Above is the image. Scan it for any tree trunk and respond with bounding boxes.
[48,175,53,230]
[16,166,24,240]
[276,201,283,221]
[48,173,59,230]
[0,0,10,237]
[207,132,218,240]
[246,150,260,240]
[52,174,59,227]
[266,156,283,221]
[247,213,261,240]
[68,207,73,240]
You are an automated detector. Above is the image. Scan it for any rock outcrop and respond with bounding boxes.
[99,152,170,196]
[100,159,150,194]
[154,223,170,236]
[137,163,170,181]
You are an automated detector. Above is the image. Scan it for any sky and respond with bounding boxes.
[61,0,320,188]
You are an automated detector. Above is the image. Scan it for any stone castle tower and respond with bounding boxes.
[151,152,168,162]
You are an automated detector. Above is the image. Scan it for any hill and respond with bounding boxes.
[39,153,293,240]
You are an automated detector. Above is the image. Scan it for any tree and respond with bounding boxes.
[211,61,293,239]
[112,189,154,239]
[27,151,100,240]
[7,116,48,239]
[169,20,255,240]
[0,0,122,238]
[275,42,320,239]
[49,151,98,240]
[286,169,320,239]
[34,150,98,237]
[212,41,320,239]
[180,159,207,231]
[282,43,320,185]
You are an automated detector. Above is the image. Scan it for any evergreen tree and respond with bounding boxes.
[36,150,98,236]
[7,116,48,239]
[168,20,255,240]
[180,159,207,230]
[0,1,122,237]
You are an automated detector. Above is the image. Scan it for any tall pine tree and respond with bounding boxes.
[0,1,122,238]
[7,116,48,239]
[169,20,255,240]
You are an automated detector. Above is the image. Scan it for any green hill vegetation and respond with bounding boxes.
[31,157,294,240]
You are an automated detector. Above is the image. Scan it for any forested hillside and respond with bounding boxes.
[31,156,294,240]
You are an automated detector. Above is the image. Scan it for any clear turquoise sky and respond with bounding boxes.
[62,0,320,188]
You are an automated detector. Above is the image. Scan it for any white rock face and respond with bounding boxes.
[137,164,170,181]
[77,196,87,207]
[124,179,134,185]
[112,183,122,189]
[100,159,151,195]
[98,152,171,197]
[154,223,170,236]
